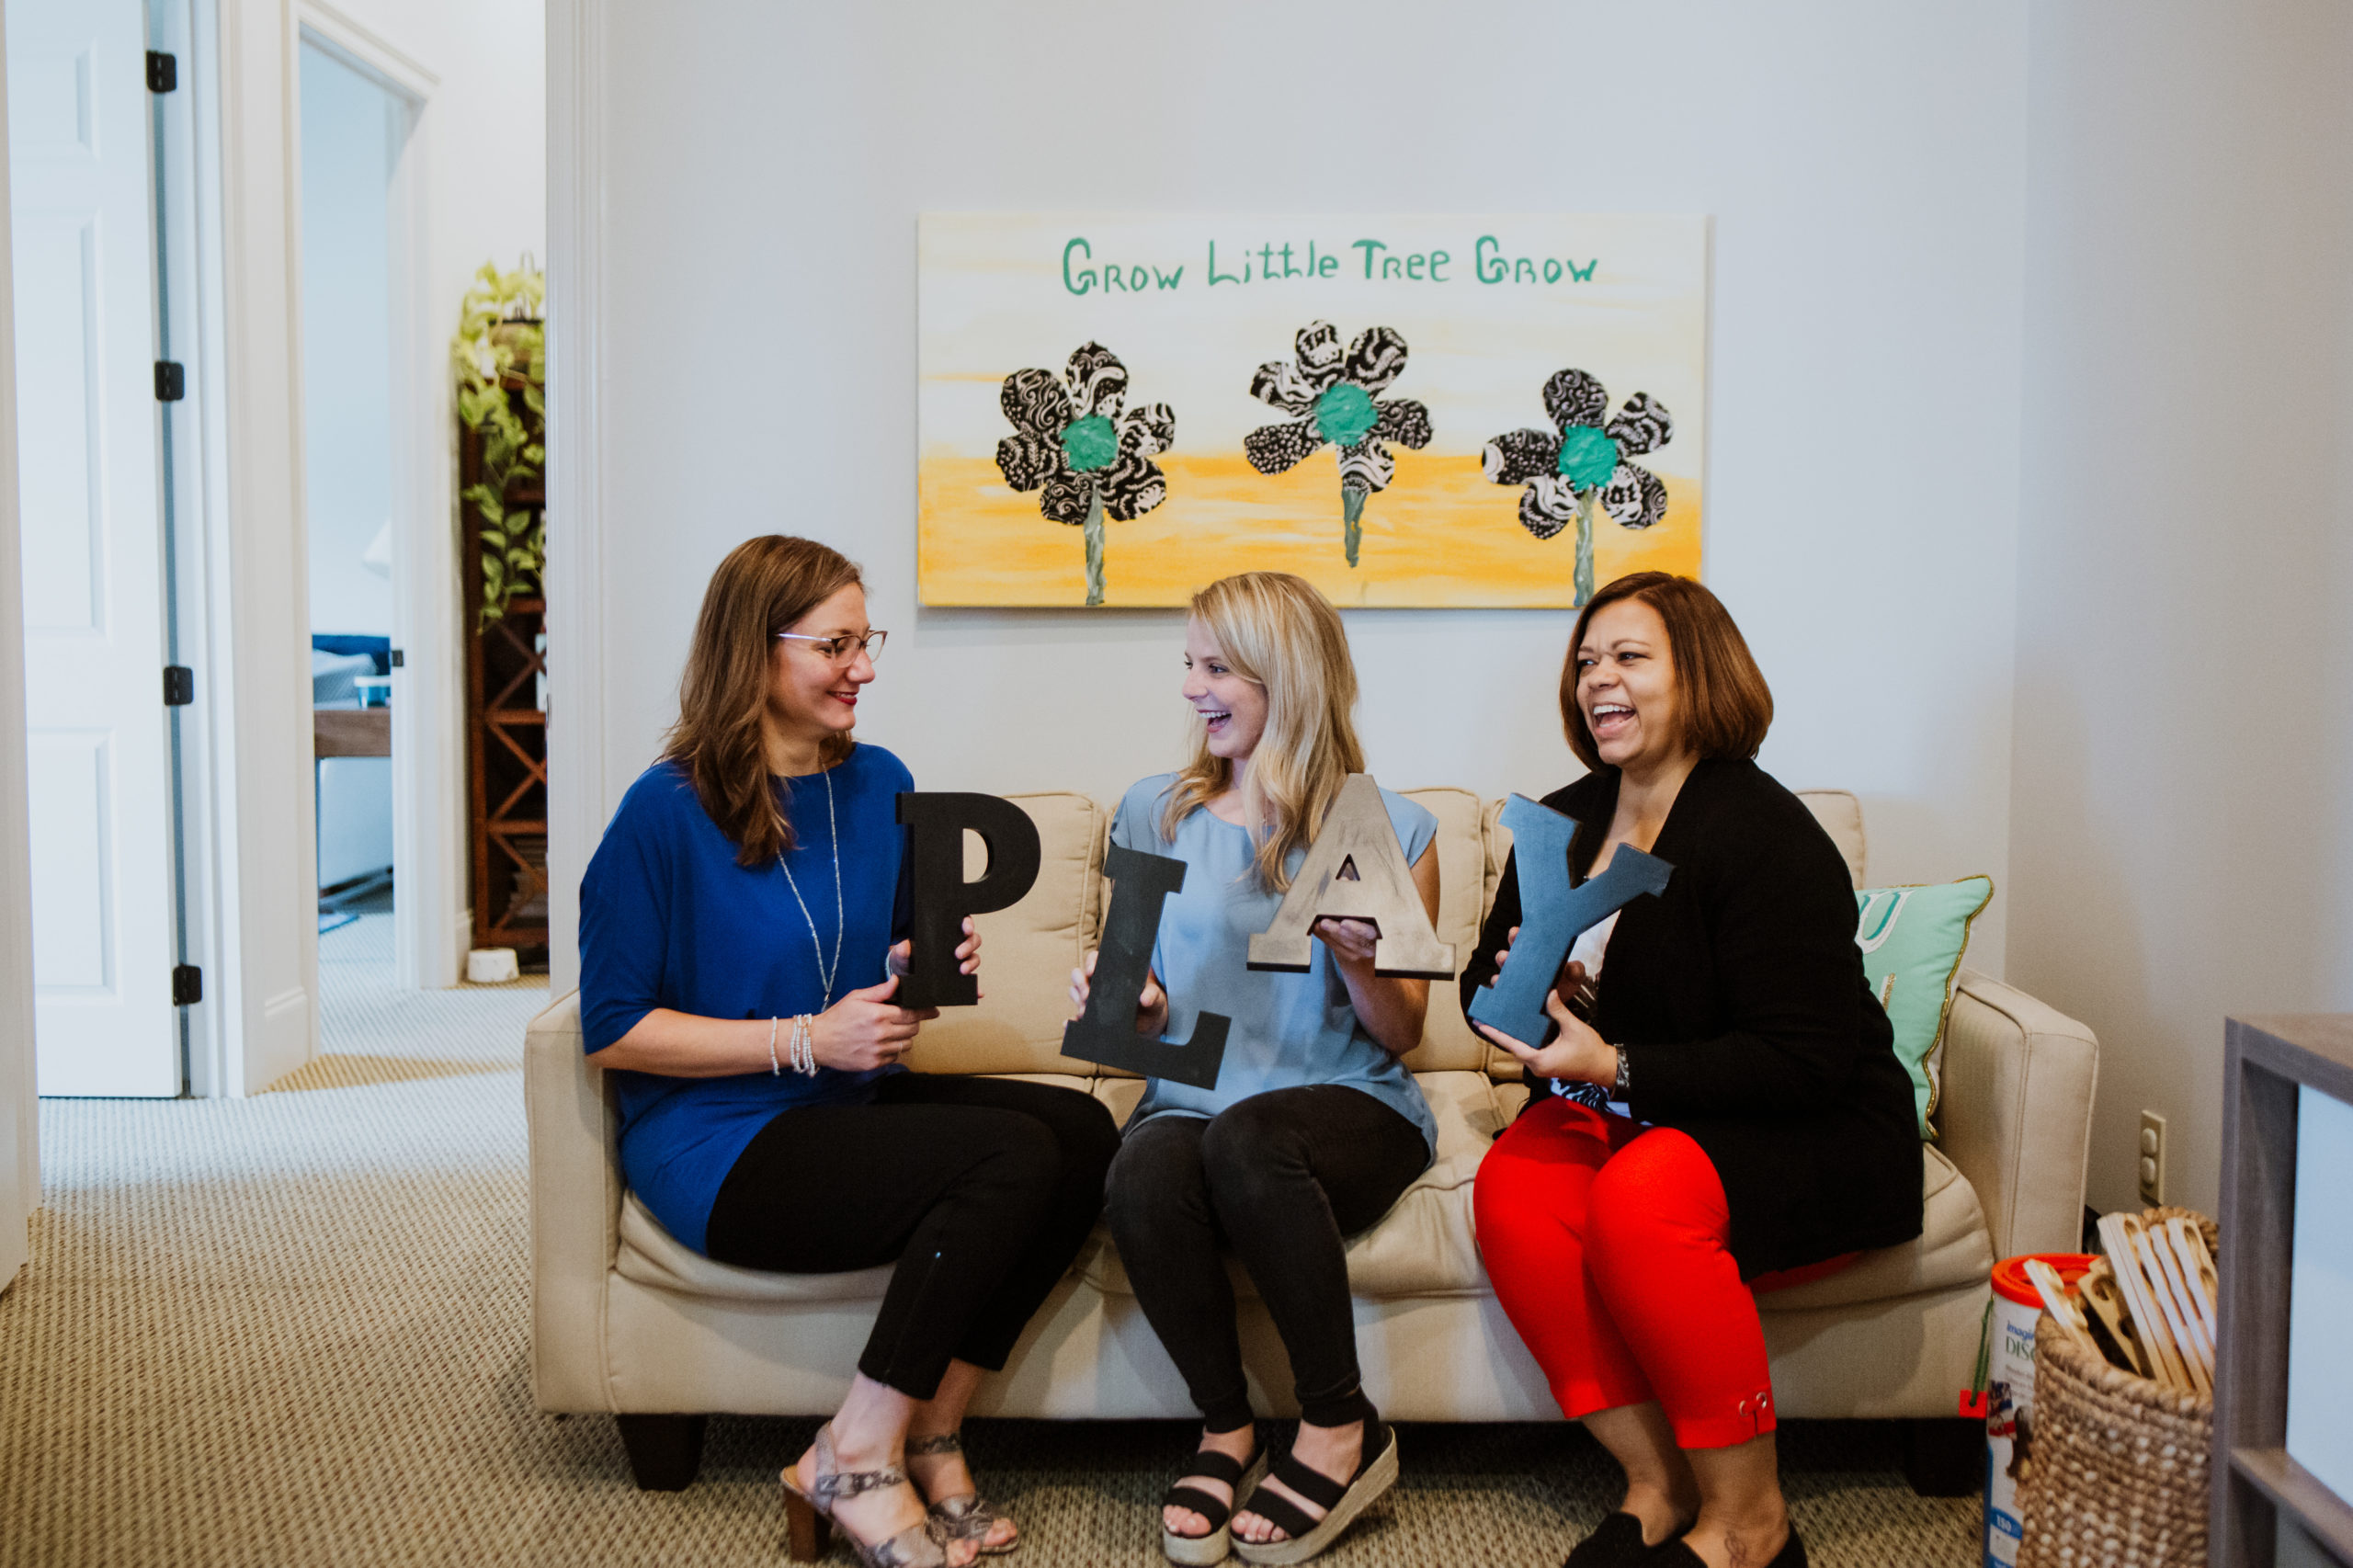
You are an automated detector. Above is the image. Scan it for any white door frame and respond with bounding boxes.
[545,0,607,999]
[0,12,42,1282]
[293,2,464,993]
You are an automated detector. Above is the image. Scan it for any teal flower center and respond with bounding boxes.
[1060,415,1118,474]
[1313,382,1378,449]
[1557,426,1620,492]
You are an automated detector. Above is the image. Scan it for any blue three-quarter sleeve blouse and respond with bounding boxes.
[578,744,913,1254]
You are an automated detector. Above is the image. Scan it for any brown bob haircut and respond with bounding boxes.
[665,535,863,865]
[1561,571,1774,771]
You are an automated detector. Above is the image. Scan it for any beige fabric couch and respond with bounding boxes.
[525,789,2097,1491]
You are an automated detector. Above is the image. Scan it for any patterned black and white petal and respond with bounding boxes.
[1095,454,1168,521]
[1063,343,1129,419]
[1336,439,1396,494]
[1599,463,1668,529]
[1244,418,1324,475]
[1039,472,1094,526]
[1483,428,1561,485]
[1001,368,1073,438]
[1542,369,1610,434]
[1294,321,1345,379]
[1370,398,1432,450]
[1518,475,1580,540]
[1344,327,1412,395]
[1117,402,1176,460]
[1604,392,1673,458]
[1251,356,1326,415]
[995,431,1064,494]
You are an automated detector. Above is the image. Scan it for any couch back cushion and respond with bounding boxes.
[900,791,1106,1077]
[1795,789,1867,889]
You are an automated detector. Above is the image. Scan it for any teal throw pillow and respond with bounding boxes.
[1855,876,1994,1139]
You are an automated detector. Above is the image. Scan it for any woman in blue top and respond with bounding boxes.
[581,536,1119,1568]
[1070,572,1438,1566]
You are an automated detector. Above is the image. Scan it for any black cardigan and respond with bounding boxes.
[1460,758,1923,1278]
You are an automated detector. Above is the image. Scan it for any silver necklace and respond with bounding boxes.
[777,767,844,1006]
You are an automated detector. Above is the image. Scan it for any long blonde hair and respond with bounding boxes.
[664,535,861,865]
[1162,572,1365,890]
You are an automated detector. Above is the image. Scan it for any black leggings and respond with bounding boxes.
[1102,1085,1429,1432]
[703,1073,1120,1401]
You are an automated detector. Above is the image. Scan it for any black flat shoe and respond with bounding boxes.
[1649,1524,1807,1568]
[1564,1511,1685,1567]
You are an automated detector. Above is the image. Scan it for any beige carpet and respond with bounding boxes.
[0,915,1981,1565]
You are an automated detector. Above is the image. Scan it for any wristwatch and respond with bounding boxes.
[1612,1044,1631,1099]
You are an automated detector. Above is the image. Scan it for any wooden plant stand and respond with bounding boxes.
[461,386,548,964]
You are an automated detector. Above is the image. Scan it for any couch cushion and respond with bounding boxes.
[1794,790,1867,889]
[1082,1069,1506,1300]
[1398,788,1492,1074]
[901,793,1106,1077]
[1756,1143,1994,1310]
[611,1072,1101,1302]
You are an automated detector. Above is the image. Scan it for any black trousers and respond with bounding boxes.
[703,1073,1120,1402]
[1102,1085,1428,1432]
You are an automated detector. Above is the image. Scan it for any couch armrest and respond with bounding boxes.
[1937,969,2098,1262]
[524,991,621,1412]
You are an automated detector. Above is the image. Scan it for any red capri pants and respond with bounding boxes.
[1472,1096,1851,1450]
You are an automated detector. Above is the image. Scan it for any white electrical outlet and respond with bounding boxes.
[2138,1110,2166,1206]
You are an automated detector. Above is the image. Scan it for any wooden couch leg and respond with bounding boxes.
[616,1413,708,1491]
[1901,1416,1984,1497]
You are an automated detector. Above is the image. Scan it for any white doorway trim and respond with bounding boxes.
[294,2,465,992]
[545,0,608,999]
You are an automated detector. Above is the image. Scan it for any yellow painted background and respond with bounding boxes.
[917,451,1703,609]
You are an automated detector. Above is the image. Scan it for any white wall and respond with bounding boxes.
[2006,0,2353,1214]
[299,40,394,638]
[0,15,36,1290]
[551,0,2030,993]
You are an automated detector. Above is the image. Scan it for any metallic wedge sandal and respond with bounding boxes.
[780,1423,951,1568]
[907,1432,1018,1557]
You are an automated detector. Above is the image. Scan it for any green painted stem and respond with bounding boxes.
[1341,482,1369,568]
[1083,485,1106,607]
[1573,490,1597,607]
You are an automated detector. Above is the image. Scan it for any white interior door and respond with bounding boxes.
[6,0,176,1096]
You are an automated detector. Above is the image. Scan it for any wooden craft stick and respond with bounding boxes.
[2024,1258,2102,1358]
[2077,1259,2148,1377]
[2117,1218,2200,1392]
[2099,1214,2191,1391]
[2136,1225,2214,1378]
[2131,1225,2211,1392]
[2165,1219,2221,1341]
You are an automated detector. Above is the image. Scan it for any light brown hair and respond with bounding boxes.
[1561,572,1773,770]
[665,535,863,865]
[1163,572,1367,892]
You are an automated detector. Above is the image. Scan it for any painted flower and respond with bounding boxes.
[1483,369,1673,606]
[995,343,1176,606]
[1243,322,1433,567]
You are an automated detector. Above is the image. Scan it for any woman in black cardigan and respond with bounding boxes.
[1464,573,1920,1568]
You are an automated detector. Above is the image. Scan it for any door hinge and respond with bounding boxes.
[155,361,186,402]
[147,51,177,93]
[164,665,195,706]
[171,965,202,1006]
[389,649,404,668]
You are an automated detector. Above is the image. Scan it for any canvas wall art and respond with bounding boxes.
[917,213,1708,608]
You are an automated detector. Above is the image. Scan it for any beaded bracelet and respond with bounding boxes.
[767,1016,782,1076]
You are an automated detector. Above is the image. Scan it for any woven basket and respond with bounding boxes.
[2015,1208,2216,1568]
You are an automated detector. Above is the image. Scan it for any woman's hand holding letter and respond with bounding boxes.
[1472,926,1617,1086]
[1070,949,1169,1037]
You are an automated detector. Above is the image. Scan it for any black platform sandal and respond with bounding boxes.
[1160,1439,1269,1566]
[1231,1418,1399,1565]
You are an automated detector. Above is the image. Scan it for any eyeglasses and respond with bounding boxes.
[777,629,888,664]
